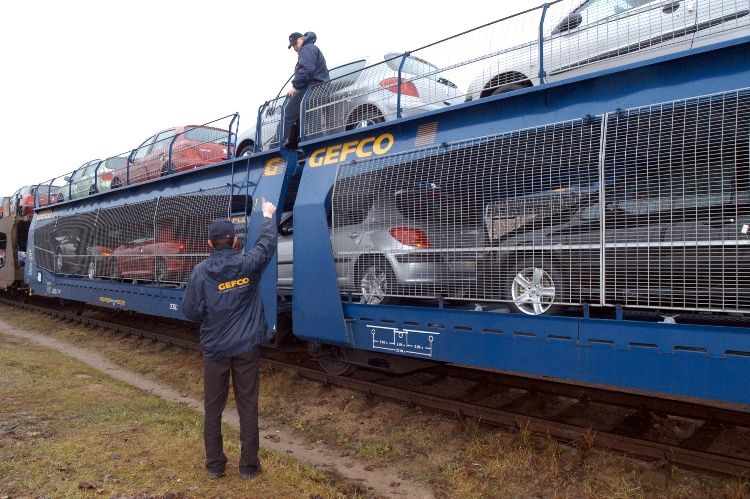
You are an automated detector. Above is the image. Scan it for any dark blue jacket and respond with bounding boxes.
[183,218,278,361]
[292,32,330,90]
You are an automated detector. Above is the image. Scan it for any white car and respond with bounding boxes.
[465,0,750,101]
[236,52,463,155]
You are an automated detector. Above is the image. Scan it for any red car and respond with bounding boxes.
[111,125,233,188]
[111,222,201,283]
[11,186,63,217]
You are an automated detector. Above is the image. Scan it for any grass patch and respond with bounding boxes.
[0,333,363,498]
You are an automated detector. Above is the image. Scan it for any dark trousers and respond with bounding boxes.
[203,348,261,474]
[282,86,307,147]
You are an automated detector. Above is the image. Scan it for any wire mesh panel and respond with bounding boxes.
[543,0,699,78]
[329,117,603,310]
[693,0,750,42]
[602,88,750,312]
[410,6,544,105]
[304,57,405,140]
[258,96,288,151]
[297,0,748,141]
[33,186,231,286]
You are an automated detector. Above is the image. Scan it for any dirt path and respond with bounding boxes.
[0,319,434,498]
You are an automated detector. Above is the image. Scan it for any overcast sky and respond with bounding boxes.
[1,0,541,193]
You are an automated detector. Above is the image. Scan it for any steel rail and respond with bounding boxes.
[1,295,748,477]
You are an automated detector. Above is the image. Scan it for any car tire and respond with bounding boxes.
[345,107,385,131]
[505,259,566,316]
[358,257,396,305]
[87,260,96,280]
[160,163,172,177]
[111,260,120,279]
[155,258,168,283]
[237,143,255,157]
[55,251,63,274]
[88,184,97,195]
[111,177,122,189]
[491,82,528,96]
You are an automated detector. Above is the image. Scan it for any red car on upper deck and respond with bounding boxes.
[110,125,234,188]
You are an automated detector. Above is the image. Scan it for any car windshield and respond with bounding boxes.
[183,127,230,145]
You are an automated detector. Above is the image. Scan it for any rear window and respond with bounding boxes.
[183,127,230,145]
[384,54,456,88]
[394,187,473,224]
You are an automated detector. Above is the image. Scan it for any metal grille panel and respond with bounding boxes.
[34,187,231,286]
[301,0,749,140]
[603,89,750,312]
[330,118,602,309]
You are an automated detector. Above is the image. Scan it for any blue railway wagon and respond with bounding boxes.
[290,36,750,406]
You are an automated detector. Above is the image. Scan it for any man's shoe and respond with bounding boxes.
[207,470,225,480]
[240,465,262,480]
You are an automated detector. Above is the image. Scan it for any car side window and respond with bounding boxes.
[152,129,177,153]
[133,135,157,161]
[577,0,634,27]
[328,60,367,89]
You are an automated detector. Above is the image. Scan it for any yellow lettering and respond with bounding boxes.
[339,140,359,163]
[218,283,226,291]
[323,145,342,165]
[356,137,376,159]
[309,148,326,167]
[373,133,394,155]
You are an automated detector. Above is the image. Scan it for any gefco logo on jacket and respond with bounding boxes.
[309,133,395,168]
[218,277,250,292]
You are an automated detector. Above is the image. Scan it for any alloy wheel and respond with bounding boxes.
[511,266,556,315]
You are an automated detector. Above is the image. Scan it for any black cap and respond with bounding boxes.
[209,219,235,240]
[288,32,303,49]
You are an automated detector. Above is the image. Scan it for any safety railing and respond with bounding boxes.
[34,114,239,209]
[35,186,232,286]
[298,0,749,141]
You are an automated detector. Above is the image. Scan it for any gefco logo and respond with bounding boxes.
[309,133,395,168]
[263,157,285,176]
[218,277,250,291]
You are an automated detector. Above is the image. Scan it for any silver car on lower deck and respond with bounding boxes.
[276,192,486,304]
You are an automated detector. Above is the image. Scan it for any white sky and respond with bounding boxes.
[0,0,538,193]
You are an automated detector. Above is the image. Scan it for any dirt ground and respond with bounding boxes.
[1,304,749,498]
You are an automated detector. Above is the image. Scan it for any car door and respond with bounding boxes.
[277,213,294,292]
[692,0,750,47]
[544,0,697,80]
[129,134,158,183]
[147,129,177,177]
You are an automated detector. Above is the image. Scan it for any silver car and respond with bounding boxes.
[465,0,750,100]
[236,53,463,155]
[276,189,485,304]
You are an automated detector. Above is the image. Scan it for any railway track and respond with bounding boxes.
[1,295,749,478]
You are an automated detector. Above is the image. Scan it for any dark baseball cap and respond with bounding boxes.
[209,219,235,240]
[288,32,303,49]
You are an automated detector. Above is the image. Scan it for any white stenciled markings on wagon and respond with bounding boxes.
[368,325,439,357]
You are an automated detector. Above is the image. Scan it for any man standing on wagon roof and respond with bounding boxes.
[283,31,330,148]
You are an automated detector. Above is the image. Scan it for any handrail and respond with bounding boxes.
[538,3,551,84]
[396,52,409,119]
